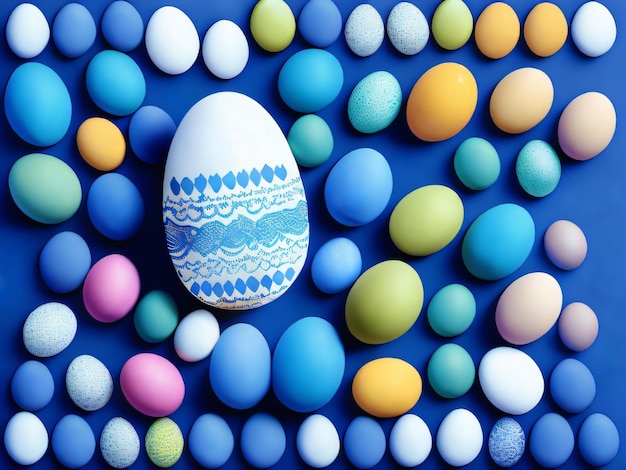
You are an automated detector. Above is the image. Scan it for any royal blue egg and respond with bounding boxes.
[11,361,54,411]
[311,237,362,294]
[40,231,91,293]
[52,415,96,469]
[5,62,71,147]
[343,416,386,469]
[488,417,525,467]
[298,0,342,48]
[209,323,270,409]
[272,317,345,412]
[240,413,286,468]
[188,414,234,468]
[101,1,144,52]
[578,413,620,467]
[129,106,177,165]
[52,3,96,58]
[549,358,596,414]
[529,413,574,468]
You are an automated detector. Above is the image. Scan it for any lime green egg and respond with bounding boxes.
[145,418,184,468]
[250,0,296,52]
[432,0,474,50]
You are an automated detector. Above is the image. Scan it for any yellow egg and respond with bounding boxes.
[249,0,295,52]
[76,117,125,171]
[475,2,520,59]
[352,357,422,418]
[523,2,568,57]
[145,418,184,468]
[489,67,553,134]
[406,62,478,142]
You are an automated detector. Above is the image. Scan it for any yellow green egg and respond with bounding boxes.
[145,418,184,468]
[250,0,295,52]
[432,0,474,50]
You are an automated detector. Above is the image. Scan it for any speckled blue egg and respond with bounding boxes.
[85,50,146,116]
[4,62,71,146]
[348,71,402,134]
[40,231,91,293]
[344,416,386,469]
[65,354,113,411]
[52,3,96,58]
[549,358,596,414]
[462,203,535,280]
[23,302,77,358]
[100,417,140,469]
[454,137,501,190]
[241,413,286,468]
[529,413,574,468]
[278,48,343,113]
[129,105,176,165]
[11,360,54,411]
[272,317,345,412]
[287,114,334,168]
[189,414,234,469]
[578,413,620,467]
[345,4,384,57]
[209,323,270,409]
[311,237,362,294]
[488,417,525,467]
[52,414,96,469]
[101,1,144,52]
[387,2,430,55]
[298,0,342,48]
[324,148,393,227]
[516,140,561,197]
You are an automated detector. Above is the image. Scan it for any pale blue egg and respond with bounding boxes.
[52,415,96,469]
[454,137,501,190]
[387,2,430,55]
[549,358,596,414]
[516,140,561,197]
[348,71,402,134]
[100,417,140,469]
[311,237,362,294]
[240,413,286,468]
[488,417,525,467]
[343,416,386,469]
[52,3,96,58]
[578,413,620,467]
[40,231,91,294]
[298,0,342,48]
[101,1,144,52]
[188,414,234,469]
[529,413,574,468]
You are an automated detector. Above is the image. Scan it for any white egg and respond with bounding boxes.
[173,309,220,362]
[344,4,384,57]
[571,1,617,57]
[296,414,340,468]
[386,2,429,55]
[100,417,140,469]
[389,414,432,467]
[65,355,113,411]
[145,6,199,75]
[6,3,50,59]
[436,408,483,467]
[23,302,77,357]
[4,411,48,465]
[202,19,249,79]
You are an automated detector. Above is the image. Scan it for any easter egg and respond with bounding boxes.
[431,0,474,50]
[146,6,199,75]
[488,417,525,467]
[544,220,587,270]
[311,237,362,294]
[523,2,568,57]
[490,67,553,134]
[77,117,126,171]
[128,105,176,165]
[516,140,561,197]
[479,346,544,415]
[133,290,179,343]
[272,317,344,412]
[298,0,342,48]
[549,358,596,414]
[529,413,574,468]
[23,302,77,357]
[65,355,113,411]
[296,414,340,468]
[202,20,249,79]
[495,272,563,345]
[162,91,309,309]
[4,412,48,465]
[406,62,478,142]
[461,203,535,281]
[558,302,598,351]
[352,357,422,418]
[278,49,344,113]
[578,413,620,467]
[9,153,81,224]
[120,353,185,417]
[348,71,402,134]
[100,417,140,469]
[11,360,54,411]
[324,148,393,227]
[83,254,141,323]
[437,409,483,466]
[557,91,616,161]
[287,114,334,168]
[52,414,96,469]
[454,137,501,190]
[101,1,144,52]
[345,4,384,57]
[474,2,520,59]
[386,2,429,55]
[427,343,475,399]
[346,260,423,344]
[572,2,617,57]
[52,3,96,58]
[250,0,296,52]
[389,184,464,256]
[240,413,286,468]
[210,323,271,410]
[5,63,71,146]
[427,284,476,337]
[173,309,220,362]
[343,416,386,469]
[6,3,49,59]
[389,414,432,466]
[145,418,184,468]
[40,231,91,293]
[188,414,234,469]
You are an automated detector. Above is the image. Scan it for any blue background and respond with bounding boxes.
[0,0,624,468]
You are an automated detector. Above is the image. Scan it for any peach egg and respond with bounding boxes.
[475,2,520,59]
[523,2,568,57]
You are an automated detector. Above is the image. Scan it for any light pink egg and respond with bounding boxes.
[544,220,588,270]
[558,302,599,351]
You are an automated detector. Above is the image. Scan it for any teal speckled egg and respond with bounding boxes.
[516,140,561,197]
[348,71,402,134]
[454,137,500,190]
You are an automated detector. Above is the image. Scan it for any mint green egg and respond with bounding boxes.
[427,283,476,337]
[287,114,334,168]
[134,290,179,343]
[516,140,561,197]
[432,0,473,50]
[427,343,475,398]
[348,71,402,134]
[9,153,82,224]
[454,137,500,190]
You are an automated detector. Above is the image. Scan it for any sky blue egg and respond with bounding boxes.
[454,137,501,190]
[348,71,402,134]
[298,0,342,48]
[272,317,345,412]
[578,413,620,467]
[189,414,234,469]
[311,237,362,294]
[52,3,96,58]
[516,140,561,197]
[52,414,96,469]
[39,231,91,294]
[209,323,270,409]
[488,417,525,467]
[462,203,535,280]
[4,62,71,147]
[129,105,176,165]
[240,413,286,468]
[343,416,386,469]
[11,361,54,411]
[101,1,144,52]
[86,50,146,116]
[549,358,596,414]
[427,283,476,337]
[87,173,145,241]
[278,48,344,113]
[529,413,574,468]
[324,148,393,227]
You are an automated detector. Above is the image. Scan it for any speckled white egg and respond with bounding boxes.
[23,302,77,357]
[386,2,429,55]
[6,3,50,59]
[571,2,616,57]
[389,414,432,467]
[173,309,220,362]
[436,408,483,467]
[202,19,249,79]
[65,355,113,411]
[100,417,140,469]
[345,4,384,57]
[296,414,340,468]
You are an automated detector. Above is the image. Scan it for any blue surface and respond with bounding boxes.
[1,1,625,469]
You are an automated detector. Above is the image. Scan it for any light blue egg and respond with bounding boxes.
[387,2,430,55]
[311,237,362,294]
[129,106,177,165]
[578,413,620,467]
[188,414,234,469]
[40,231,91,294]
[11,361,54,411]
[298,0,342,48]
[427,283,476,337]
[101,1,144,52]
[549,358,596,414]
[272,317,345,412]
[5,62,71,146]
[454,137,500,190]
[343,416,386,469]
[209,323,270,409]
[100,417,140,469]
[516,140,561,197]
[52,3,96,58]
[348,71,402,134]
[240,413,286,468]
[488,417,525,467]
[52,415,96,469]
[287,114,334,168]
[529,413,574,468]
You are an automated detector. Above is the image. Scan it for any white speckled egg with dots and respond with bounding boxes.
[344,4,384,57]
[23,302,77,357]
[65,354,113,411]
[100,417,140,469]
[386,2,429,55]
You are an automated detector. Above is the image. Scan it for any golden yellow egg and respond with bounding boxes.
[76,117,126,171]
[475,2,520,59]
[523,2,568,57]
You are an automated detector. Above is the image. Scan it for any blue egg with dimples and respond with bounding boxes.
[488,417,525,467]
[52,3,96,58]
[101,1,144,52]
[40,231,91,293]
[343,416,386,469]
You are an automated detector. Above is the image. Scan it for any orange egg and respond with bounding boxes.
[523,2,568,57]
[475,2,520,59]
[406,62,478,142]
[77,117,126,171]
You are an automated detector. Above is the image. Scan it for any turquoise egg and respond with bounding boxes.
[488,417,525,467]
[427,343,475,398]
[516,140,561,197]
[287,114,334,168]
[5,62,71,146]
[454,137,500,190]
[133,290,179,343]
[348,71,402,134]
[427,283,476,337]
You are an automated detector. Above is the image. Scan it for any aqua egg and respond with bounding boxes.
[298,0,342,48]
[386,2,430,55]
[343,416,386,469]
[516,140,561,197]
[202,19,249,80]
[52,414,96,469]
[345,4,384,57]
[454,137,500,190]
[311,237,362,294]
[427,283,476,337]
[549,358,596,414]
[427,343,475,399]
[11,360,54,411]
[578,413,620,467]
[296,414,340,467]
[65,354,113,411]
[188,414,234,468]
[100,417,140,469]
[488,417,525,467]
[348,71,402,134]
[6,3,49,59]
[133,290,179,343]
[23,302,77,358]
[389,414,432,466]
[240,413,286,468]
[4,412,48,465]
[128,105,177,165]
[145,418,184,468]
[101,1,144,52]
[287,114,334,168]
[51,3,96,58]
[529,413,574,468]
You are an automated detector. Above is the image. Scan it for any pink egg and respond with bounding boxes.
[82,254,140,322]
[558,302,599,352]
[544,220,587,270]
[120,353,185,417]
